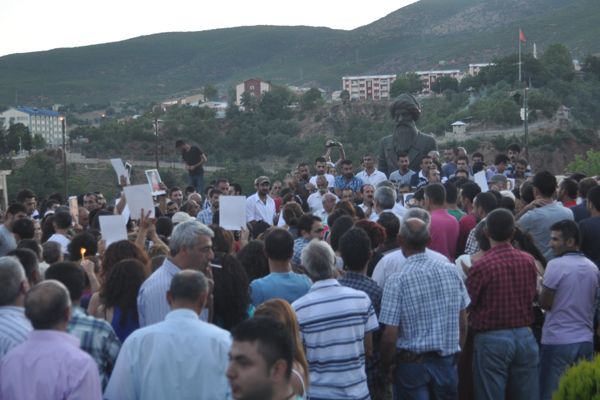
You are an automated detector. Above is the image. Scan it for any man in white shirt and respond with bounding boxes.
[307,175,331,213]
[315,193,338,226]
[356,153,387,187]
[46,211,72,256]
[309,156,335,188]
[246,176,276,226]
[107,270,231,400]
[359,184,375,218]
[370,186,405,222]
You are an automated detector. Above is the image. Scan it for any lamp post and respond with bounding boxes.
[153,106,164,171]
[60,116,68,199]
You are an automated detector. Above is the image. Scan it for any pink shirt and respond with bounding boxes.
[0,330,102,400]
[429,209,460,262]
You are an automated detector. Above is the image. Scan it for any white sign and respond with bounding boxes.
[219,196,246,231]
[99,215,128,246]
[110,158,130,185]
[123,184,155,219]
[474,171,489,192]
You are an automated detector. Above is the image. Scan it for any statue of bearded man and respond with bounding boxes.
[378,94,437,176]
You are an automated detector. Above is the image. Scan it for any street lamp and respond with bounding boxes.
[60,116,67,200]
[152,106,164,170]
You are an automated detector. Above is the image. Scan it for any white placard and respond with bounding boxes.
[110,158,130,185]
[99,215,128,246]
[123,184,155,219]
[219,196,246,231]
[474,171,489,192]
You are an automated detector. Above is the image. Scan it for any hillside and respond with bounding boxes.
[0,0,599,104]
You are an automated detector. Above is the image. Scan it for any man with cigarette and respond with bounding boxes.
[138,220,214,326]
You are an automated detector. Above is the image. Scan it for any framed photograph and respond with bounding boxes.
[68,196,79,225]
[145,169,166,196]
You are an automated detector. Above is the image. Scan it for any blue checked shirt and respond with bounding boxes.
[380,252,470,356]
[338,271,383,316]
[68,306,121,389]
[338,271,383,390]
[334,175,364,193]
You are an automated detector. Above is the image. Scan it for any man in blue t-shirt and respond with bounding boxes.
[250,229,312,306]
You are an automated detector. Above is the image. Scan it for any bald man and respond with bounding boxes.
[0,280,101,399]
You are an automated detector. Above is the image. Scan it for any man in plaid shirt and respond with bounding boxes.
[380,216,469,399]
[338,228,383,399]
[466,209,539,400]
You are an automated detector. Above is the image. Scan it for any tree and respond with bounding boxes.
[582,55,600,80]
[7,123,29,153]
[390,73,423,97]
[32,134,46,150]
[301,88,322,110]
[203,84,218,101]
[340,90,350,105]
[258,85,294,120]
[431,76,459,94]
[566,150,600,176]
[240,91,258,112]
[7,153,62,199]
[541,44,575,82]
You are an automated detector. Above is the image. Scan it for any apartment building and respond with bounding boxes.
[0,106,63,147]
[341,75,396,101]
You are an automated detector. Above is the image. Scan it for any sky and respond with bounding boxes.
[1,0,419,57]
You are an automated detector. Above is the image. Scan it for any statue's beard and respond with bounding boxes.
[394,122,418,152]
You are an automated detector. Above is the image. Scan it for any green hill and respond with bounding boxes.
[0,0,599,105]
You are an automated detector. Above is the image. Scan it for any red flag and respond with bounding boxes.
[519,29,526,43]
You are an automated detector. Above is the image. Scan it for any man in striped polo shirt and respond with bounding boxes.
[292,240,378,400]
[0,257,32,359]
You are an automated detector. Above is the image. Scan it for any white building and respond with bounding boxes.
[451,121,468,135]
[0,107,63,147]
[341,75,396,101]
[415,70,464,94]
[468,63,494,76]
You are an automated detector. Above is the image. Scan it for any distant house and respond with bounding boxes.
[0,106,63,147]
[161,93,205,108]
[468,63,494,76]
[341,75,396,101]
[451,121,467,135]
[200,101,228,119]
[236,78,272,106]
[287,85,326,98]
[415,70,464,94]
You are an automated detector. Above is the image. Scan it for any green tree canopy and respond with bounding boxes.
[203,84,218,101]
[541,44,575,82]
[390,73,423,97]
[301,88,323,110]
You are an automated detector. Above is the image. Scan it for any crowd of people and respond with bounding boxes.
[1,137,600,400]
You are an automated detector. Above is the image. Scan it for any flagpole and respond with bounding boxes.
[518,30,522,83]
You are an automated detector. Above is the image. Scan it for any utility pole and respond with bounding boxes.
[523,86,529,161]
[60,116,68,199]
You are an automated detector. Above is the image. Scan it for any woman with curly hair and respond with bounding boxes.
[254,299,309,399]
[87,240,150,316]
[93,258,147,341]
